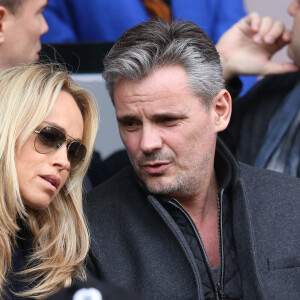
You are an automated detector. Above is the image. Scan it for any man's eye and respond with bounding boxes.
[161,117,179,126]
[125,121,137,127]
[119,120,140,131]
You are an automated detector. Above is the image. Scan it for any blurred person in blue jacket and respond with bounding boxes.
[41,0,246,44]
[42,0,254,129]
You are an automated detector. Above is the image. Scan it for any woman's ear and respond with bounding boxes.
[211,89,232,133]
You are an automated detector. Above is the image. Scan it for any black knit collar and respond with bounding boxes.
[214,137,240,191]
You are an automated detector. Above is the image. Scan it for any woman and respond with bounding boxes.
[0,63,98,299]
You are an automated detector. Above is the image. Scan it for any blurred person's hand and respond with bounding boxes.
[217,12,298,82]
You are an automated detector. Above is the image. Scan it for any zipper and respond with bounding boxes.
[217,189,225,299]
[169,193,225,300]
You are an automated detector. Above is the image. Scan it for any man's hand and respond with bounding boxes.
[216,12,299,82]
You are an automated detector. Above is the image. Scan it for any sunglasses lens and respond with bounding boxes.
[35,126,87,170]
[35,126,66,154]
[68,141,87,169]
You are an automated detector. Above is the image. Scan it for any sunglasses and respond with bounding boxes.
[34,126,87,170]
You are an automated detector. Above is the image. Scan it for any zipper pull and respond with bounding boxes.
[217,282,226,299]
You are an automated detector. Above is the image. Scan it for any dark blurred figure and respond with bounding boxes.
[218,3,300,177]
[47,277,141,300]
[87,150,130,187]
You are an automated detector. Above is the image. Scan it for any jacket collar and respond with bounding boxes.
[217,139,265,299]
[215,136,240,191]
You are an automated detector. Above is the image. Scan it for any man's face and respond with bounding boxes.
[1,0,48,68]
[288,0,300,67]
[114,65,218,199]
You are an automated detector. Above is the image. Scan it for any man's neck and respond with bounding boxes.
[177,170,219,223]
[177,171,221,268]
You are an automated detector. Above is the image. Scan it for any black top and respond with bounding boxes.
[4,221,33,299]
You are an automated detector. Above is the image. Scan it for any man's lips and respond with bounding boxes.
[40,175,60,191]
[142,162,171,174]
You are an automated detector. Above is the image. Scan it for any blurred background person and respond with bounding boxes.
[41,0,256,94]
[0,0,49,72]
[41,0,246,44]
[0,63,98,298]
[218,1,300,177]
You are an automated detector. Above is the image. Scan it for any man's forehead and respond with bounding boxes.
[115,90,206,122]
[115,66,194,96]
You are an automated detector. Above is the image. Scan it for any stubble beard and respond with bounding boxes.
[132,147,213,199]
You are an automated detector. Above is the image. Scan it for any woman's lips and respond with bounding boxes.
[142,162,171,175]
[40,175,60,192]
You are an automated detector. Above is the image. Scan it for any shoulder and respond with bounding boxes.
[87,166,144,203]
[239,163,300,207]
[238,72,300,105]
[239,162,300,185]
[85,166,150,224]
[236,164,300,298]
[236,163,300,244]
[228,72,300,127]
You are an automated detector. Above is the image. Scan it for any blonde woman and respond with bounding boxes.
[0,63,98,299]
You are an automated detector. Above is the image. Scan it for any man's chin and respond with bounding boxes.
[144,176,182,197]
[142,176,169,194]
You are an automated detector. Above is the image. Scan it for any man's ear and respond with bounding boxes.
[211,89,232,133]
[0,7,7,44]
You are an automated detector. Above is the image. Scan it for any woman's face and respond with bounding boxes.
[15,91,84,210]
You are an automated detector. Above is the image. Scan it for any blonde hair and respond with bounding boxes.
[0,63,99,298]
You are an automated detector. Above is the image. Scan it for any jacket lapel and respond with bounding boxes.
[232,179,265,300]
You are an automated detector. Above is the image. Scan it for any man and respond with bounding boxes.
[0,0,48,71]
[86,19,300,300]
[218,2,300,176]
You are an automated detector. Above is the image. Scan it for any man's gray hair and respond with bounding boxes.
[0,0,26,13]
[103,19,225,108]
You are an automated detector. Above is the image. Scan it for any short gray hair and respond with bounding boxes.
[103,19,225,108]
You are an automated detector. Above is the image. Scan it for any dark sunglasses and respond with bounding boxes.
[34,126,87,170]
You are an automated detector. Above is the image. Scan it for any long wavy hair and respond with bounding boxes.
[0,63,99,298]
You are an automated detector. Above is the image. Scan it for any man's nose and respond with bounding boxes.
[140,125,163,153]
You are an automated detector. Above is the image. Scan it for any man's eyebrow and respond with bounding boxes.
[117,112,186,122]
[117,115,139,123]
[153,112,186,119]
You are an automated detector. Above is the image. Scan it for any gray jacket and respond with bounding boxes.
[86,142,300,300]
